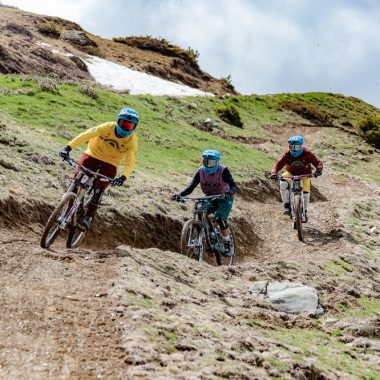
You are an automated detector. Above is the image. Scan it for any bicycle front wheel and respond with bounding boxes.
[180,220,205,261]
[66,217,91,249]
[214,225,236,266]
[294,195,304,241]
[40,192,76,248]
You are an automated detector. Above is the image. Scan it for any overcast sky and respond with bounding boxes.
[4,0,380,107]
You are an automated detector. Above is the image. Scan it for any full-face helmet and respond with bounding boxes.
[201,149,221,174]
[116,107,139,137]
[288,135,304,157]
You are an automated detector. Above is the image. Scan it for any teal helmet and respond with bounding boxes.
[201,149,221,174]
[116,107,139,137]
[288,135,304,157]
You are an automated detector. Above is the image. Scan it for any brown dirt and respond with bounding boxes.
[1,124,380,378]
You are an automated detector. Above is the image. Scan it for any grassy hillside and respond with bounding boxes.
[1,74,379,185]
[1,75,380,379]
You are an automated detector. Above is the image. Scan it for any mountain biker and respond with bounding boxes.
[270,135,323,222]
[59,107,139,229]
[172,150,237,257]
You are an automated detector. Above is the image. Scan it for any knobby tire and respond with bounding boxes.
[180,220,205,261]
[294,195,304,241]
[214,225,236,266]
[40,192,76,248]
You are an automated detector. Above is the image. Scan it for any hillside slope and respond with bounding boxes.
[0,5,234,95]
[1,71,380,378]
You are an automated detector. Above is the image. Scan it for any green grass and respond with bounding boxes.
[0,75,274,183]
[339,297,380,318]
[270,328,380,379]
[325,259,354,275]
[1,74,379,186]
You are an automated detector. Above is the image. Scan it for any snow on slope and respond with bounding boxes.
[85,56,213,97]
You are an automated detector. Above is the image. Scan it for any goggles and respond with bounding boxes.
[118,118,136,131]
[289,144,303,151]
[202,158,219,168]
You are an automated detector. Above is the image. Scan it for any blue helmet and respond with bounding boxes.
[201,149,221,174]
[288,135,304,157]
[116,107,139,137]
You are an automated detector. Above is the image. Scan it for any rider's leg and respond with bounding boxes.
[79,159,117,229]
[280,180,290,213]
[214,197,234,256]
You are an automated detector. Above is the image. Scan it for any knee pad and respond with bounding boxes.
[215,217,229,230]
[279,180,289,191]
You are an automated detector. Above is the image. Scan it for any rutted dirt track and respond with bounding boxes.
[1,123,380,378]
[1,165,379,378]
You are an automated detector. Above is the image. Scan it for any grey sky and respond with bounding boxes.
[4,0,380,107]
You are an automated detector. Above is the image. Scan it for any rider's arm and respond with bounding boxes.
[308,151,323,172]
[121,137,138,178]
[67,123,109,149]
[271,151,288,173]
[222,167,237,194]
[179,171,200,196]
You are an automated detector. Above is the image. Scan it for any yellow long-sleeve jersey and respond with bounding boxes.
[68,122,138,177]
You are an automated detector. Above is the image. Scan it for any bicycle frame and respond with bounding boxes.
[40,157,114,249]
[183,194,224,259]
[63,159,110,228]
[278,173,314,241]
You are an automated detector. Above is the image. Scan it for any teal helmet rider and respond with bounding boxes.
[201,149,221,174]
[288,135,304,157]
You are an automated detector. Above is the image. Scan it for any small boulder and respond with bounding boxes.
[250,281,324,315]
[61,30,97,46]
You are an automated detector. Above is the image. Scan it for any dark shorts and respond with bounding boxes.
[75,154,117,189]
[207,197,234,221]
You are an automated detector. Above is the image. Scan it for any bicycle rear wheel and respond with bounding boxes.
[40,192,76,248]
[214,225,236,266]
[294,195,304,241]
[180,220,205,261]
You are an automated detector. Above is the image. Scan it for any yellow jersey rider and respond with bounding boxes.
[173,150,237,257]
[270,135,323,222]
[59,107,139,229]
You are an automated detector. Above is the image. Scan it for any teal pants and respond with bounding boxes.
[207,197,234,221]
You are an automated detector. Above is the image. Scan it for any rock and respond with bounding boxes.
[335,317,380,338]
[61,30,97,46]
[116,245,134,257]
[323,318,339,327]
[250,281,324,315]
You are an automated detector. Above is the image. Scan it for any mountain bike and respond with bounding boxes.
[40,157,113,249]
[277,173,315,241]
[179,194,236,266]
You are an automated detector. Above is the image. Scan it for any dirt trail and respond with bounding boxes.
[0,230,127,379]
[0,128,379,378]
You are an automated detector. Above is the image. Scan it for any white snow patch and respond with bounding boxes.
[85,56,213,97]
[35,41,74,57]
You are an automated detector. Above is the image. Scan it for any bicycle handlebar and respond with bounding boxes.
[276,172,316,180]
[65,157,114,183]
[180,194,224,202]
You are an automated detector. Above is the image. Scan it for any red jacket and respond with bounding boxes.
[271,147,323,175]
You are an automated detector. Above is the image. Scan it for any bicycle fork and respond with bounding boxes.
[59,196,80,229]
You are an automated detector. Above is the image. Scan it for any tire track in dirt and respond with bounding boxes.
[0,229,128,379]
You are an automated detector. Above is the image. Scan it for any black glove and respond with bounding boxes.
[112,175,126,187]
[171,193,182,202]
[314,168,322,177]
[270,172,278,180]
[59,145,72,160]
